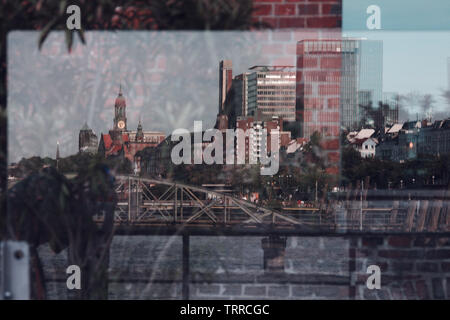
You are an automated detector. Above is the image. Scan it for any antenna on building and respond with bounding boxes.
[426,107,433,123]
[56,141,60,170]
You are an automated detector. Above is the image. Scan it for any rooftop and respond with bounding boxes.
[248,65,295,71]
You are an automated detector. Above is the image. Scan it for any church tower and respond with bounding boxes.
[113,85,127,132]
[135,118,144,142]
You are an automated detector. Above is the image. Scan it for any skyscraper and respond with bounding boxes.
[246,65,296,122]
[296,39,383,136]
[232,72,249,117]
[296,40,342,141]
[358,40,383,112]
[219,60,233,113]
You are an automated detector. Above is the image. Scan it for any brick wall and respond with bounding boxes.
[39,234,450,300]
[249,0,342,66]
[350,235,450,300]
[250,0,343,178]
[252,0,342,29]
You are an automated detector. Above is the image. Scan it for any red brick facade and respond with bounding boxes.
[252,0,342,29]
[251,0,343,177]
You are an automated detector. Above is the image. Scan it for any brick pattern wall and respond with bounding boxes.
[252,0,342,29]
[249,0,342,67]
[296,40,341,174]
[250,0,343,177]
[350,235,450,300]
[189,274,349,300]
[38,234,450,300]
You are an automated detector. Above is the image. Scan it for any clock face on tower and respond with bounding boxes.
[117,120,125,129]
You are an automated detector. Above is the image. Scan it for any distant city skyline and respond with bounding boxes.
[7,31,450,163]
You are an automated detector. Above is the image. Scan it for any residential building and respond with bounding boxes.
[236,116,291,164]
[351,137,378,158]
[376,119,450,162]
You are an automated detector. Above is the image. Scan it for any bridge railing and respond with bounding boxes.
[91,176,450,233]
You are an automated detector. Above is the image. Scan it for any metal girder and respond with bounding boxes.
[112,175,303,228]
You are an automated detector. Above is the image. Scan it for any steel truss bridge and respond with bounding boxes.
[97,175,333,235]
[94,175,450,235]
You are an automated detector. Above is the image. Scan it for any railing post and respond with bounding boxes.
[224,195,227,223]
[182,234,190,300]
[137,178,140,220]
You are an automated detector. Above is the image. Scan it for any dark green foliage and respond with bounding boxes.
[2,166,71,250]
[2,159,117,299]
[0,0,258,216]
[11,152,133,178]
[143,0,256,30]
[341,146,450,189]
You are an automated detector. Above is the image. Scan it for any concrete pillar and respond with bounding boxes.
[261,236,287,273]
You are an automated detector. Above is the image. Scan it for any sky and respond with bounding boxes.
[344,30,450,104]
[7,31,276,163]
[343,0,450,119]
[343,0,450,31]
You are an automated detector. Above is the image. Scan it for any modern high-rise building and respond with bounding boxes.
[343,39,383,130]
[296,40,342,142]
[219,60,233,113]
[296,39,383,136]
[358,40,383,111]
[246,65,296,122]
[232,72,249,117]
